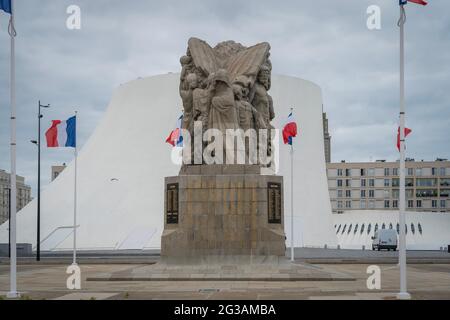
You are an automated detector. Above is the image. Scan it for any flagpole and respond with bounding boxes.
[7,0,19,299]
[397,3,410,300]
[72,111,78,266]
[290,108,294,262]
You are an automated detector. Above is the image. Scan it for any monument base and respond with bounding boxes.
[161,165,285,263]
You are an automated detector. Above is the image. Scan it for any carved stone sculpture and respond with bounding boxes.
[179,38,275,165]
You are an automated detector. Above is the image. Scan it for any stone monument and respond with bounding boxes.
[161,38,285,263]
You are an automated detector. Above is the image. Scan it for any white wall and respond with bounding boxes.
[333,211,450,250]
[0,74,337,250]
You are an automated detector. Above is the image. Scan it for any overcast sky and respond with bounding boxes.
[0,0,449,196]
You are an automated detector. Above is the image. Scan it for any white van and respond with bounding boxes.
[371,229,398,251]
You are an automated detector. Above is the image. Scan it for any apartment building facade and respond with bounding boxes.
[327,159,450,214]
[0,169,33,225]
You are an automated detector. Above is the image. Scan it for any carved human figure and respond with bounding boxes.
[232,83,254,131]
[180,73,198,135]
[208,69,239,133]
[179,55,195,92]
[250,65,275,129]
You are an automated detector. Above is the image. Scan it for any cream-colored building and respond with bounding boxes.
[0,169,32,225]
[51,164,66,181]
[327,159,450,214]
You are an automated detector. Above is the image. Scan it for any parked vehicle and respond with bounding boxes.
[372,229,398,251]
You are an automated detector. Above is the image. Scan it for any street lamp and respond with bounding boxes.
[31,101,50,261]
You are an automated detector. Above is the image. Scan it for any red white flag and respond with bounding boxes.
[408,0,427,6]
[397,127,412,151]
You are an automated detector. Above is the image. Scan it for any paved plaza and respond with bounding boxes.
[0,257,449,300]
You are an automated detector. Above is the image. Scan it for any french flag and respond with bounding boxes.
[45,116,77,148]
[400,0,427,5]
[165,114,183,147]
[282,111,298,145]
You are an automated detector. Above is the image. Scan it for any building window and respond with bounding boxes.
[408,200,414,208]
[393,200,398,208]
[407,168,414,176]
[432,200,438,208]
[441,200,446,208]
[392,189,399,199]
[416,189,438,198]
[361,169,366,176]
[392,168,399,176]
[440,167,446,176]
[346,179,351,187]
[384,179,390,187]
[416,168,422,176]
[416,200,422,208]
[337,201,343,209]
[337,179,343,187]
[368,168,375,176]
[360,223,365,234]
[337,190,343,198]
[369,200,375,209]
[166,183,179,224]
[416,178,437,187]
[345,169,351,177]
[384,200,390,208]
[432,168,437,176]
[361,179,366,187]
[267,182,282,224]
[369,179,375,187]
[369,190,375,198]
[337,169,343,176]
[384,168,390,176]
[384,190,390,198]
[346,190,351,198]
[345,200,352,208]
[360,200,366,209]
[361,190,366,198]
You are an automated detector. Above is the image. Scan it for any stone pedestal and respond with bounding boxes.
[161,165,285,263]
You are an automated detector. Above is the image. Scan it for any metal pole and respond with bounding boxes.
[36,101,49,261]
[290,108,294,262]
[7,0,19,299]
[8,188,11,258]
[290,143,294,262]
[72,111,78,266]
[37,101,41,261]
[397,4,410,300]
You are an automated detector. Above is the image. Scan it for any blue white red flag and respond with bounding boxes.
[282,112,298,145]
[45,116,77,148]
[400,0,427,6]
[166,114,184,147]
[0,0,11,14]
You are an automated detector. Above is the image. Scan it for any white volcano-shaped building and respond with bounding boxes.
[0,73,338,251]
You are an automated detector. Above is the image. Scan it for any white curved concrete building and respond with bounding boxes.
[0,73,337,251]
[332,210,450,250]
